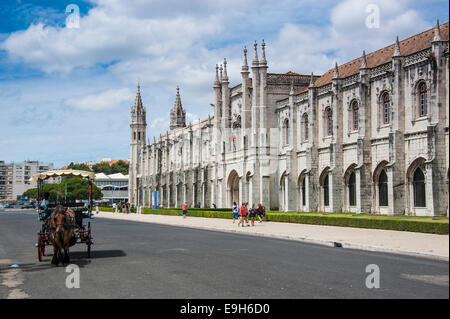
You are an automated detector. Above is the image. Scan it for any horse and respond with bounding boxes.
[48,205,77,265]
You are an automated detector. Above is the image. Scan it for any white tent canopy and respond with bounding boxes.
[30,169,96,182]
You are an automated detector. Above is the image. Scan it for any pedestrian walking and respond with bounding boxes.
[257,203,265,222]
[238,202,245,227]
[112,202,116,213]
[232,202,239,223]
[95,205,99,215]
[182,202,188,218]
[244,202,250,226]
[249,204,256,226]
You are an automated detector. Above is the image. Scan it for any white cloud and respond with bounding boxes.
[64,88,134,110]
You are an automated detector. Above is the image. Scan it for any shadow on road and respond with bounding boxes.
[71,249,126,259]
[0,250,126,274]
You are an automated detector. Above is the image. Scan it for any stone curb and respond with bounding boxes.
[96,212,449,262]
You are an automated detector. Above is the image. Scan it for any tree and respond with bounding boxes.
[92,162,112,174]
[110,160,129,175]
[92,160,129,175]
[64,178,102,201]
[23,178,102,202]
[67,162,93,172]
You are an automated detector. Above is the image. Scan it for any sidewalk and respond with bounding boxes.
[96,211,449,261]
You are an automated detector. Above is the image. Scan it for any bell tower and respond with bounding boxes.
[129,83,147,205]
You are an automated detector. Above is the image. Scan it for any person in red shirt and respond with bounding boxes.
[238,202,246,227]
[182,202,188,218]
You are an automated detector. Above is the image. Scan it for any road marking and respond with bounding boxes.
[400,274,449,287]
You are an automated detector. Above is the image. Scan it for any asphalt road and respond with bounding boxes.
[0,209,448,299]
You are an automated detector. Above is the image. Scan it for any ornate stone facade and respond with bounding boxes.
[129,22,449,216]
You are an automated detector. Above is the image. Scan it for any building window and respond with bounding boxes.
[413,168,426,207]
[323,174,329,206]
[352,101,359,130]
[302,114,309,142]
[134,132,136,140]
[325,107,333,136]
[379,169,388,206]
[283,119,289,145]
[418,82,427,117]
[348,171,356,206]
[382,92,390,124]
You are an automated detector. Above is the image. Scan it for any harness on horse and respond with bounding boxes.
[49,210,77,230]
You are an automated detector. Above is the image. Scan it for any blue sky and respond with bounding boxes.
[0,0,448,168]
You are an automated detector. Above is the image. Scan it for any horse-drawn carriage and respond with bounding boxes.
[31,169,95,264]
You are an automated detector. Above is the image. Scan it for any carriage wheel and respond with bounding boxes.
[37,235,43,262]
[87,222,92,258]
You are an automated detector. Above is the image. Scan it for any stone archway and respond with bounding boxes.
[406,157,427,214]
[227,170,240,208]
[280,171,287,211]
[297,170,307,211]
[344,164,358,212]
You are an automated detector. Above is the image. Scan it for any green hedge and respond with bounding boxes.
[137,208,448,235]
[98,206,136,213]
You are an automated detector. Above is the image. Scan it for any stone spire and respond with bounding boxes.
[222,58,229,82]
[242,46,249,72]
[174,86,182,110]
[214,64,220,86]
[260,39,267,66]
[252,40,259,66]
[132,82,144,112]
[333,62,339,79]
[393,36,401,57]
[433,19,442,42]
[169,86,186,130]
[309,72,315,88]
[219,64,223,82]
[360,50,368,69]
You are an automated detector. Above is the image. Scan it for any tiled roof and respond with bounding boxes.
[312,21,449,88]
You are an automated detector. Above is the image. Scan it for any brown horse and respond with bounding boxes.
[48,205,77,265]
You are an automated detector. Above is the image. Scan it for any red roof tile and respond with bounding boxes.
[313,21,449,88]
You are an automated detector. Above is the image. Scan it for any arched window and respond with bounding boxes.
[301,176,306,206]
[232,115,241,128]
[418,82,427,117]
[352,101,359,130]
[302,113,309,142]
[283,119,289,145]
[326,107,333,136]
[413,168,426,207]
[133,132,136,140]
[382,92,390,124]
[348,171,356,206]
[323,174,329,206]
[379,169,388,206]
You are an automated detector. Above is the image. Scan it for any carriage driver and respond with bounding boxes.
[40,192,52,221]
